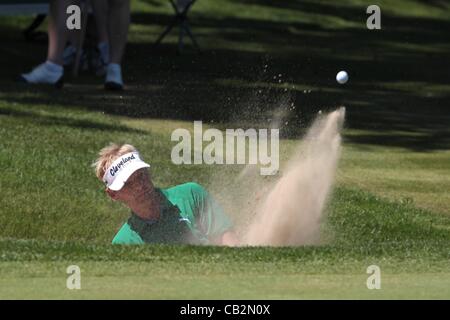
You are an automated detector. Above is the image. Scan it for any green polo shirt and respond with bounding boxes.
[111,182,233,245]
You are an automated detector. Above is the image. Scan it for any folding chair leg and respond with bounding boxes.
[155,0,200,53]
[178,22,185,52]
[155,19,178,45]
[183,21,200,51]
[23,14,47,41]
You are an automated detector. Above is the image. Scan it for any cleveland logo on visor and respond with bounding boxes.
[103,152,150,190]
[109,153,136,178]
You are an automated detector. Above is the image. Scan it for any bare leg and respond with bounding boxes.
[20,0,77,85]
[47,0,78,65]
[108,0,130,64]
[91,0,109,44]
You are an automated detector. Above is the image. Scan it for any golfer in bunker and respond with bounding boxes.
[94,143,238,246]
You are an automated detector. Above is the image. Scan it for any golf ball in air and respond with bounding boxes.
[336,71,349,84]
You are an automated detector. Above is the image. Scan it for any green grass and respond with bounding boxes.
[2,261,450,299]
[0,0,449,299]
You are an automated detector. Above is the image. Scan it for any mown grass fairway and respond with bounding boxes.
[0,0,449,299]
[3,262,450,299]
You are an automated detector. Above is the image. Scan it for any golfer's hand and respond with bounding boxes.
[219,231,239,247]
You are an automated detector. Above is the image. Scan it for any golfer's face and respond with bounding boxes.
[109,168,151,202]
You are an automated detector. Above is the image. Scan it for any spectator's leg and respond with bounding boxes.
[63,3,84,67]
[72,1,90,76]
[105,0,130,90]
[92,0,109,45]
[91,0,110,70]
[20,0,76,87]
[108,0,129,64]
[47,0,75,65]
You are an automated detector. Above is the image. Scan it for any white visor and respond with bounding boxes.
[103,152,150,191]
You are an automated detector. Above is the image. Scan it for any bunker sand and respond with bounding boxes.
[242,107,346,246]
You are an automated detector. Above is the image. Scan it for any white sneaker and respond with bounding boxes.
[105,63,124,91]
[19,61,64,88]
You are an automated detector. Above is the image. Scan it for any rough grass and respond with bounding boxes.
[1,184,450,298]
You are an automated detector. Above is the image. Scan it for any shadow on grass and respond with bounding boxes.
[0,1,449,151]
[0,105,147,134]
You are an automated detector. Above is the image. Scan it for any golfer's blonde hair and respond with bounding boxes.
[93,143,137,180]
